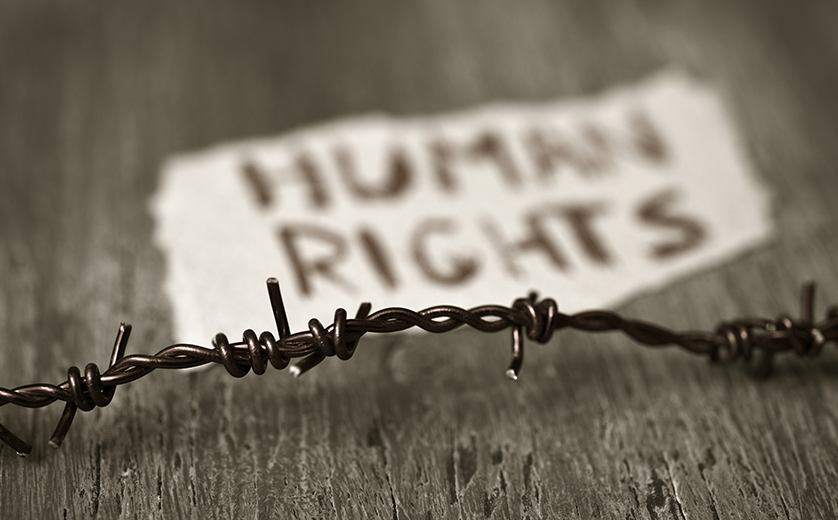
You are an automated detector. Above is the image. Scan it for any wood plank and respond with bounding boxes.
[1,1,837,518]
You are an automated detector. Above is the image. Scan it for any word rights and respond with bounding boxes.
[152,72,771,344]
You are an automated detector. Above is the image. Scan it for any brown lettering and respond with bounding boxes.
[411,219,479,285]
[552,203,612,264]
[334,146,412,200]
[524,128,577,181]
[430,139,457,192]
[637,189,706,259]
[483,212,569,277]
[630,111,667,163]
[578,124,613,176]
[240,159,274,208]
[240,153,330,211]
[278,224,354,296]
[358,228,398,289]
[295,152,330,209]
[469,131,523,187]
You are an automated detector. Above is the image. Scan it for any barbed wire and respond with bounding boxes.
[1,278,835,457]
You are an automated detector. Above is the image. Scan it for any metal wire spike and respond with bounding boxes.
[0,279,835,455]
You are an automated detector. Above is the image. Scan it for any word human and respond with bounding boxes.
[240,110,667,212]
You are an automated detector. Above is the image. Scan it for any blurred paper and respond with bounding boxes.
[151,71,772,344]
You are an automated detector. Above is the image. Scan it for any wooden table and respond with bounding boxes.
[2,2,837,518]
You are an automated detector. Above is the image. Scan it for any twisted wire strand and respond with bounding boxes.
[0,278,835,457]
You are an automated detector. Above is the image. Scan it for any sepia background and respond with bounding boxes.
[1,1,837,518]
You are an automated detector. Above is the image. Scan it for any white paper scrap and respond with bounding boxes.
[151,71,772,344]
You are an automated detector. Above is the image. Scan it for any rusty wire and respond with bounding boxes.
[1,278,835,457]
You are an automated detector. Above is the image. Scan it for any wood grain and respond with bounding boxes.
[1,1,837,518]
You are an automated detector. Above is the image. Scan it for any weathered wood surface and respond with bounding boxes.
[2,1,838,518]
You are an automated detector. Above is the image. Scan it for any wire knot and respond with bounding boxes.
[511,293,561,344]
[45,323,132,453]
[66,364,111,411]
[505,293,561,380]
